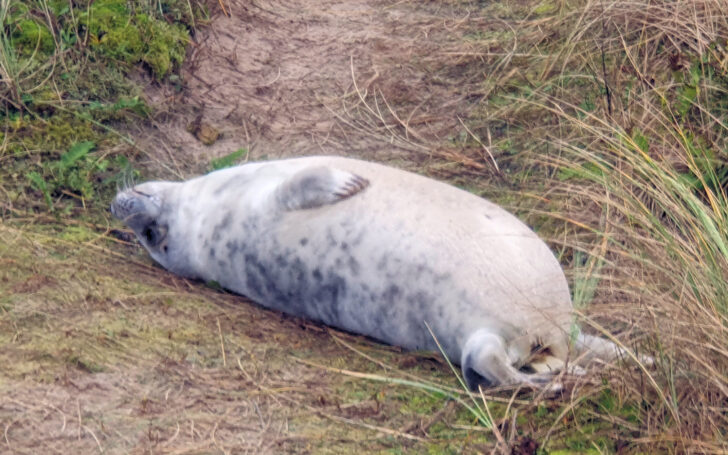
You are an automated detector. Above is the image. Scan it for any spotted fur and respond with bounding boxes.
[110,156,645,390]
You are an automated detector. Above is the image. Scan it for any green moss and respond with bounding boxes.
[396,389,447,415]
[136,13,188,77]
[11,19,56,56]
[81,0,188,78]
[59,225,97,242]
[1,0,195,214]
[532,0,558,16]
[5,117,139,212]
[38,114,98,152]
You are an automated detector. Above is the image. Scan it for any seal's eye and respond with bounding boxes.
[143,226,157,245]
[141,222,167,247]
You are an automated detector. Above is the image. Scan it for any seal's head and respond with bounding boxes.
[110,181,179,269]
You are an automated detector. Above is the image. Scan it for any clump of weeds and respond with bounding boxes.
[0,0,204,216]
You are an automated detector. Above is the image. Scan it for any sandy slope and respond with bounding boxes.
[138,0,487,168]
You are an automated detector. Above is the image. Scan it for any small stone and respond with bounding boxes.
[196,123,220,145]
[187,115,220,146]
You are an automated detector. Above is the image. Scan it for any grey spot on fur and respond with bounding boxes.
[243,253,269,301]
[382,284,401,304]
[212,212,233,242]
[348,256,360,275]
[275,254,288,269]
[326,228,337,247]
[312,272,346,324]
[226,241,239,256]
[377,255,388,270]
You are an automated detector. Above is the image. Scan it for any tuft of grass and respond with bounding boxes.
[454,0,728,451]
[209,148,248,171]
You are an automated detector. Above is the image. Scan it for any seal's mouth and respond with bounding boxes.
[109,198,122,219]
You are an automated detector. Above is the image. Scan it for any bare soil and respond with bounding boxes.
[136,0,492,172]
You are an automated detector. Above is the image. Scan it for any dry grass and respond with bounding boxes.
[442,0,728,451]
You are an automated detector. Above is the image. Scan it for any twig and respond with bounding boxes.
[77,399,82,440]
[3,419,14,450]
[218,0,229,17]
[217,318,227,367]
[481,390,508,454]
[600,38,613,117]
[457,116,500,173]
[319,411,426,442]
[84,425,104,453]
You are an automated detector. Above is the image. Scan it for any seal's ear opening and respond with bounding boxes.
[141,221,167,248]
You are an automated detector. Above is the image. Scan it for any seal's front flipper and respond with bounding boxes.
[461,330,561,392]
[275,166,370,211]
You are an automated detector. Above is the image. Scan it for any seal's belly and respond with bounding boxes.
[200,195,570,361]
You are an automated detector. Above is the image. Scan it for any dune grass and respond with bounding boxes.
[452,0,728,451]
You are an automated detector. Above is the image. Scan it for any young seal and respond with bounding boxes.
[111,156,644,390]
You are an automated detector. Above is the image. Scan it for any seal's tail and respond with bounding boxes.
[459,330,654,392]
[460,329,561,391]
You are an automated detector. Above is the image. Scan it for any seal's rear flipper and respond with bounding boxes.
[275,166,370,211]
[574,333,654,367]
[461,329,561,392]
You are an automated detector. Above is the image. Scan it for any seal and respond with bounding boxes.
[111,155,646,390]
